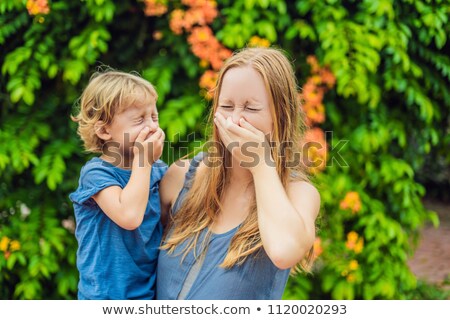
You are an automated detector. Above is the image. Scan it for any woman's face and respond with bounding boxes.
[217,66,273,136]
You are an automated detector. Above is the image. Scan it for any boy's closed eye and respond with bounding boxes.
[134,114,158,124]
[134,116,144,124]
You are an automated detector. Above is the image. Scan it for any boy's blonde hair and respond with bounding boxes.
[72,69,158,153]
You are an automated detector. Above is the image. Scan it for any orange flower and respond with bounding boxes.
[168,0,230,74]
[346,274,356,283]
[199,70,218,99]
[0,236,21,254]
[301,56,335,126]
[200,0,218,24]
[188,27,231,71]
[348,259,359,271]
[313,237,323,260]
[310,75,322,85]
[306,55,320,73]
[199,70,217,90]
[320,69,336,88]
[302,101,325,125]
[199,59,209,68]
[340,191,362,214]
[346,231,364,254]
[183,8,205,31]
[143,0,168,16]
[0,236,10,252]
[153,31,163,40]
[300,70,330,126]
[10,240,21,252]
[347,231,358,244]
[26,0,50,15]
[302,128,327,174]
[189,26,213,43]
[169,9,185,35]
[248,36,271,48]
[182,0,218,23]
[353,238,364,254]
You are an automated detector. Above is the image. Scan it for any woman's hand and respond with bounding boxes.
[214,112,273,172]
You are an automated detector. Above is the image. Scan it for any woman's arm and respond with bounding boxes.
[159,159,190,227]
[251,165,320,269]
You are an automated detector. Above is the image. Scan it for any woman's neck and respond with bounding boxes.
[227,156,253,186]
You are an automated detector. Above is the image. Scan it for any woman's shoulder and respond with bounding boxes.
[288,179,318,190]
[288,180,320,199]
[160,153,206,205]
[287,180,321,219]
[164,152,206,180]
[161,159,190,191]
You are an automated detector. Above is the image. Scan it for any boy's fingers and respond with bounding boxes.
[135,127,150,143]
[149,128,163,141]
[159,130,165,142]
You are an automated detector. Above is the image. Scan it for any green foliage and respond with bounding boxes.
[1,0,448,299]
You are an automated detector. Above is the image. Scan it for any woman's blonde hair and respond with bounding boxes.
[162,47,313,272]
[72,69,158,153]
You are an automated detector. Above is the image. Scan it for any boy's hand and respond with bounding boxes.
[133,127,165,167]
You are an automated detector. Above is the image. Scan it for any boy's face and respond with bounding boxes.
[104,94,159,157]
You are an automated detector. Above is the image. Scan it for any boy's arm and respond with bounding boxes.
[93,127,165,230]
[92,165,151,230]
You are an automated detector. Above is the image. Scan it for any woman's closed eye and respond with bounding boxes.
[245,106,260,112]
[220,105,233,110]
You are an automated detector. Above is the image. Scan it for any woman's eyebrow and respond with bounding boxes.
[248,97,262,103]
[219,98,234,104]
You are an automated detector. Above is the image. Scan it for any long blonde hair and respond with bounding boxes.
[162,47,312,272]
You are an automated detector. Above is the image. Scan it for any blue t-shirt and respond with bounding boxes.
[69,157,167,300]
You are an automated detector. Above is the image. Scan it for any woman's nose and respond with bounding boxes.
[231,108,242,125]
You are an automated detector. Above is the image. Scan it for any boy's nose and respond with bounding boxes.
[147,119,158,131]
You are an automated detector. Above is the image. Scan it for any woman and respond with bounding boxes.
[157,47,320,299]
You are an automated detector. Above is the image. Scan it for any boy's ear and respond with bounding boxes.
[94,121,112,141]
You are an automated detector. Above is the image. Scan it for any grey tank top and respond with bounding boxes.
[156,152,290,300]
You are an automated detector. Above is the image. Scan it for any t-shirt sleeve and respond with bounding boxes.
[69,165,122,206]
[151,159,168,185]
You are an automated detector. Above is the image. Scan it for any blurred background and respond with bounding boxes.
[0,0,449,299]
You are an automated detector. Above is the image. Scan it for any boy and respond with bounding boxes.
[69,70,166,299]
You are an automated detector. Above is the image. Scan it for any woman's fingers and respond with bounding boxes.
[239,118,262,136]
[215,116,232,144]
